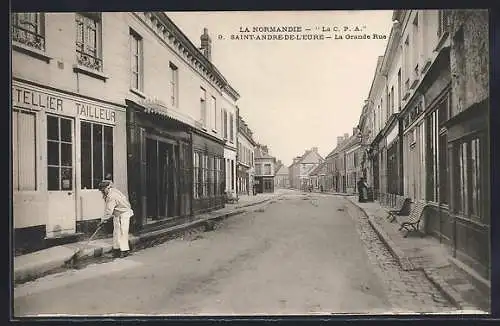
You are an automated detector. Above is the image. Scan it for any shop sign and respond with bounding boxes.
[12,84,116,125]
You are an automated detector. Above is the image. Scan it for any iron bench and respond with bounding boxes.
[387,197,412,223]
[398,201,427,237]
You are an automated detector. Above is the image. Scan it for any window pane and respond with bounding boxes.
[47,141,59,166]
[81,122,92,189]
[438,133,448,204]
[471,138,480,216]
[61,167,73,190]
[48,166,60,190]
[92,124,103,187]
[60,118,72,142]
[61,143,72,166]
[104,126,113,180]
[47,115,59,141]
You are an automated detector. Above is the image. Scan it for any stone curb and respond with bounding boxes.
[344,196,415,271]
[423,268,466,310]
[14,196,279,284]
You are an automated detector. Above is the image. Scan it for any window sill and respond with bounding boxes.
[212,129,218,134]
[73,64,109,81]
[130,88,146,99]
[13,42,52,63]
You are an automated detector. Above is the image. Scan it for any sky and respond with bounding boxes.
[167,11,394,166]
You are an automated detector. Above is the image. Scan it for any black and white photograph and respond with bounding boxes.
[10,9,491,317]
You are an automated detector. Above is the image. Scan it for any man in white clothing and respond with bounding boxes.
[98,180,134,258]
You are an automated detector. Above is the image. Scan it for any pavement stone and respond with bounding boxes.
[343,195,490,313]
[13,191,285,285]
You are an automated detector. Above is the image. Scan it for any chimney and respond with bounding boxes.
[344,133,349,140]
[337,136,344,146]
[200,28,212,61]
[262,145,268,154]
[312,147,318,153]
[353,127,358,136]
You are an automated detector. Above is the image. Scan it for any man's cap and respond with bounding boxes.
[98,180,113,190]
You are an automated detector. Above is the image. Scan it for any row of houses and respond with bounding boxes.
[312,10,490,282]
[11,12,275,253]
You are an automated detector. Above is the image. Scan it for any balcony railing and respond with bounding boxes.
[76,46,103,71]
[12,25,45,51]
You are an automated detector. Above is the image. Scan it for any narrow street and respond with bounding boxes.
[14,192,456,316]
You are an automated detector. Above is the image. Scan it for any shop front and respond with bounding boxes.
[254,176,274,193]
[12,81,126,253]
[237,164,250,195]
[445,99,490,280]
[125,99,193,233]
[192,132,225,214]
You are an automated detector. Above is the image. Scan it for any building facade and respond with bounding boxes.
[288,147,323,191]
[236,114,256,195]
[357,9,490,281]
[12,12,130,252]
[11,12,241,252]
[274,163,290,188]
[445,9,490,279]
[254,144,276,193]
[122,13,239,230]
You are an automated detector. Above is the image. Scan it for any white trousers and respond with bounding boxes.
[113,213,131,251]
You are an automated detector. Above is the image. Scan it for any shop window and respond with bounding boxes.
[202,154,209,197]
[453,136,483,219]
[76,13,102,71]
[426,95,450,204]
[231,160,235,190]
[81,121,113,189]
[193,151,201,199]
[11,13,45,51]
[12,110,37,191]
[47,115,73,191]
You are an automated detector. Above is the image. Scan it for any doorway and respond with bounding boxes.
[145,137,179,221]
[46,115,76,237]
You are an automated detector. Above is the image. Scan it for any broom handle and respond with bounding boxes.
[85,220,106,245]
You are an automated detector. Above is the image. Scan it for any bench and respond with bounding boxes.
[225,192,239,204]
[387,197,412,223]
[398,201,427,237]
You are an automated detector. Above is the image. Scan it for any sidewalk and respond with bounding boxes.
[344,196,491,313]
[14,191,285,285]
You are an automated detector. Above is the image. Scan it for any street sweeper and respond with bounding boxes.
[98,179,134,258]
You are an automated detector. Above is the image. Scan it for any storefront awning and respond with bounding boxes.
[125,99,195,129]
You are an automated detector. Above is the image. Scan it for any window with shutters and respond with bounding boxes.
[12,110,37,191]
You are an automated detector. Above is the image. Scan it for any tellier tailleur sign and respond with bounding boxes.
[12,85,116,125]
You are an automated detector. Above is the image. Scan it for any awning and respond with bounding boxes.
[125,98,195,129]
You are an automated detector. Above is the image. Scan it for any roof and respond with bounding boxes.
[308,161,327,176]
[275,164,288,175]
[254,146,275,160]
[292,149,323,166]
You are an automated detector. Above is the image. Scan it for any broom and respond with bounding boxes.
[68,219,108,262]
